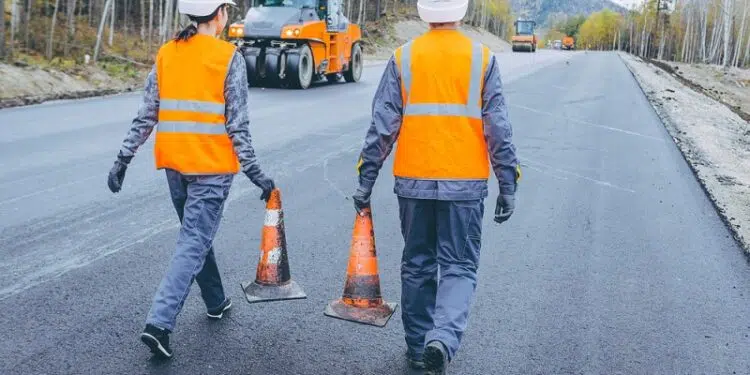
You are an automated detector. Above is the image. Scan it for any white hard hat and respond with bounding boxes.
[178,0,235,17]
[417,0,468,23]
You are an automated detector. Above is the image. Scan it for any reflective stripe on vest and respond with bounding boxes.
[400,41,484,119]
[159,99,226,116]
[157,99,227,135]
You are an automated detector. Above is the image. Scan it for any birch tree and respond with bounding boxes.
[0,0,5,59]
[108,0,115,46]
[141,0,147,39]
[733,0,747,66]
[24,0,34,47]
[64,0,77,57]
[46,0,60,59]
[722,0,733,65]
[10,0,18,57]
[93,0,113,62]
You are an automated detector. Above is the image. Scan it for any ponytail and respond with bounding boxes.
[175,21,199,41]
[174,4,226,42]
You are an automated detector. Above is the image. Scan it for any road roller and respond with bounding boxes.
[226,0,363,89]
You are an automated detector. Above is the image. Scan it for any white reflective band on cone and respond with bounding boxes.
[264,209,281,227]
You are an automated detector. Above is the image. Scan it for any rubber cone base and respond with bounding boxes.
[324,299,398,327]
[241,280,307,304]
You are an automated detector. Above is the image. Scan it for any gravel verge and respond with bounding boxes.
[619,52,750,254]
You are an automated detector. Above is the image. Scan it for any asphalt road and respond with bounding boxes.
[1,50,749,375]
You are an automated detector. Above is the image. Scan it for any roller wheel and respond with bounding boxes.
[344,43,362,83]
[241,47,262,87]
[264,51,281,87]
[288,44,314,89]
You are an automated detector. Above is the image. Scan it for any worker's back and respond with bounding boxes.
[153,34,241,175]
[392,29,491,181]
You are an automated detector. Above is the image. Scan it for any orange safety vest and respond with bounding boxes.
[393,30,491,180]
[154,34,240,175]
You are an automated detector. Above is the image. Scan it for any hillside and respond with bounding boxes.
[364,18,512,59]
[511,0,626,25]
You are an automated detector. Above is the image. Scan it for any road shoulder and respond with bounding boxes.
[619,52,750,254]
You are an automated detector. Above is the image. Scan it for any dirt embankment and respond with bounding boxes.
[0,61,146,109]
[364,18,511,60]
[619,52,750,254]
[649,59,750,122]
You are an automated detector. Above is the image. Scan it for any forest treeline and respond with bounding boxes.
[0,0,516,65]
[545,0,750,67]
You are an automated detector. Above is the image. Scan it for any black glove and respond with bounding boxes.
[494,194,515,224]
[352,187,371,215]
[249,173,275,202]
[107,153,132,193]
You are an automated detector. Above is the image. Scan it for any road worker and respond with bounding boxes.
[106,0,275,359]
[351,0,520,372]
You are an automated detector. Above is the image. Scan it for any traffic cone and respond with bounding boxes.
[241,188,306,303]
[324,207,397,327]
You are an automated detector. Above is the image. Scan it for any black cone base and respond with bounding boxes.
[241,279,307,304]
[324,299,398,327]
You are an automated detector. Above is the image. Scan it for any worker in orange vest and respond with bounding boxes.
[106,0,275,359]
[352,0,520,373]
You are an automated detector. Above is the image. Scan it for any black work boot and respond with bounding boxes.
[423,340,449,375]
[207,297,232,320]
[140,324,173,359]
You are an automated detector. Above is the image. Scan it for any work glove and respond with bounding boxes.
[494,194,515,224]
[107,153,132,193]
[243,164,275,202]
[352,186,371,216]
[251,174,275,202]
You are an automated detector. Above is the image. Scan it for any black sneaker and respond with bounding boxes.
[140,324,173,359]
[423,340,448,375]
[407,356,426,370]
[207,297,232,320]
[406,348,426,369]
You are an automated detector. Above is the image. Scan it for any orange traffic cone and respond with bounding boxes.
[324,207,397,327]
[241,188,306,303]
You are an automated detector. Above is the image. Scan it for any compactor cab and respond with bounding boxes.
[226,0,363,89]
[511,19,537,52]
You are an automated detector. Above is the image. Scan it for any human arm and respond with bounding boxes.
[223,51,274,201]
[482,54,519,194]
[107,65,159,193]
[481,54,520,223]
[352,55,404,212]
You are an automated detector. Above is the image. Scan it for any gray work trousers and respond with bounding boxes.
[398,196,484,363]
[146,170,234,332]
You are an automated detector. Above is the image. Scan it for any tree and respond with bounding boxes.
[93,0,113,62]
[0,0,6,59]
[64,0,77,57]
[46,0,60,60]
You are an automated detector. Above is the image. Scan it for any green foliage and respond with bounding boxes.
[556,14,587,36]
[577,9,622,50]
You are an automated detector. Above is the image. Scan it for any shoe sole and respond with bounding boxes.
[423,345,446,374]
[207,299,232,320]
[140,332,172,358]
